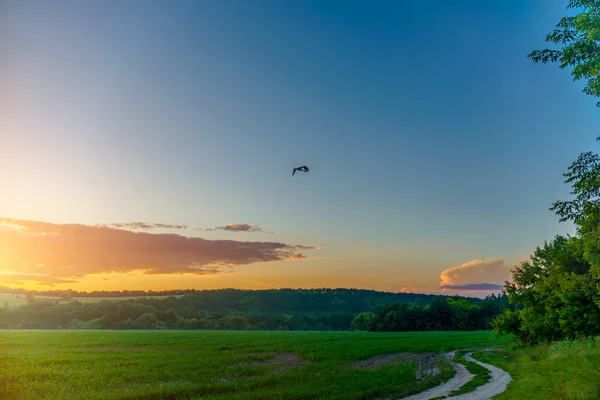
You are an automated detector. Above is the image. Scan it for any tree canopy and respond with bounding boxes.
[0,288,508,331]
[528,0,600,106]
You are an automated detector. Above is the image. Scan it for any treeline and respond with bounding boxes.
[1,288,480,314]
[0,288,508,331]
[0,286,204,298]
[352,295,513,332]
[0,300,355,331]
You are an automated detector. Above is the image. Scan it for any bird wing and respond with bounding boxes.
[292,168,296,176]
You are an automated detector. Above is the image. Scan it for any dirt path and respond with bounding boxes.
[399,351,474,400]
[443,353,512,400]
[399,349,512,400]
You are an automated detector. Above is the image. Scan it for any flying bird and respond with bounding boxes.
[292,165,309,176]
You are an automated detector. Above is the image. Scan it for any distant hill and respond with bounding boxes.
[0,286,489,314]
[0,287,508,331]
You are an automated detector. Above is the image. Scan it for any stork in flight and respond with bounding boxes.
[292,165,309,176]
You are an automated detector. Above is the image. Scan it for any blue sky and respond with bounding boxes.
[2,0,599,294]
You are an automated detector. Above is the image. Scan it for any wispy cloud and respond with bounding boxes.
[98,222,188,230]
[0,218,318,285]
[0,273,76,287]
[439,283,504,291]
[398,284,439,294]
[201,224,268,233]
[293,244,323,250]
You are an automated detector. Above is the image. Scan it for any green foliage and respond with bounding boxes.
[217,314,251,330]
[528,0,600,106]
[0,288,507,332]
[350,312,376,331]
[494,235,600,345]
[0,330,503,400]
[352,295,509,332]
[493,137,600,344]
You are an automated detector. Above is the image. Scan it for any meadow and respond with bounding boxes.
[0,293,64,307]
[473,338,600,400]
[0,330,504,400]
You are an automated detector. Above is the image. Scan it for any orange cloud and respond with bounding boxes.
[0,220,28,232]
[439,258,511,293]
[398,284,440,294]
[0,274,76,287]
[396,259,513,297]
[0,218,318,285]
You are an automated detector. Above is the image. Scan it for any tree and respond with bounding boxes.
[529,0,600,106]
[491,137,600,344]
[494,235,600,344]
[351,312,376,331]
[217,315,250,330]
[493,1,600,345]
[60,290,73,302]
[133,313,158,329]
[550,139,600,276]
[427,297,453,330]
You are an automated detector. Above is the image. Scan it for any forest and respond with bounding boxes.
[352,295,515,332]
[0,288,510,331]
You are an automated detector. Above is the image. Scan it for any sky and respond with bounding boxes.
[1,0,599,297]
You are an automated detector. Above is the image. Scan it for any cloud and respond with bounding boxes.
[439,283,504,291]
[439,258,511,293]
[0,221,27,232]
[0,274,76,287]
[201,224,267,233]
[98,222,188,230]
[398,284,436,294]
[396,259,512,297]
[398,284,416,293]
[293,244,323,250]
[0,218,318,282]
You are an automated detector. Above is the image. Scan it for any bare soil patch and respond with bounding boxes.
[351,352,441,381]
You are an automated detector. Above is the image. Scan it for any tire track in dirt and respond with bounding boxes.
[443,352,512,400]
[399,351,474,400]
[399,349,512,400]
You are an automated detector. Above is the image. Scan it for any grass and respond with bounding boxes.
[473,337,600,400]
[0,293,64,307]
[0,330,504,400]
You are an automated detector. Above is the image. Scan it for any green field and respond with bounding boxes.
[0,330,504,400]
[473,338,600,400]
[0,293,65,307]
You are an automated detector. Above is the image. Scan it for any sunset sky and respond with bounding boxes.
[2,0,599,297]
